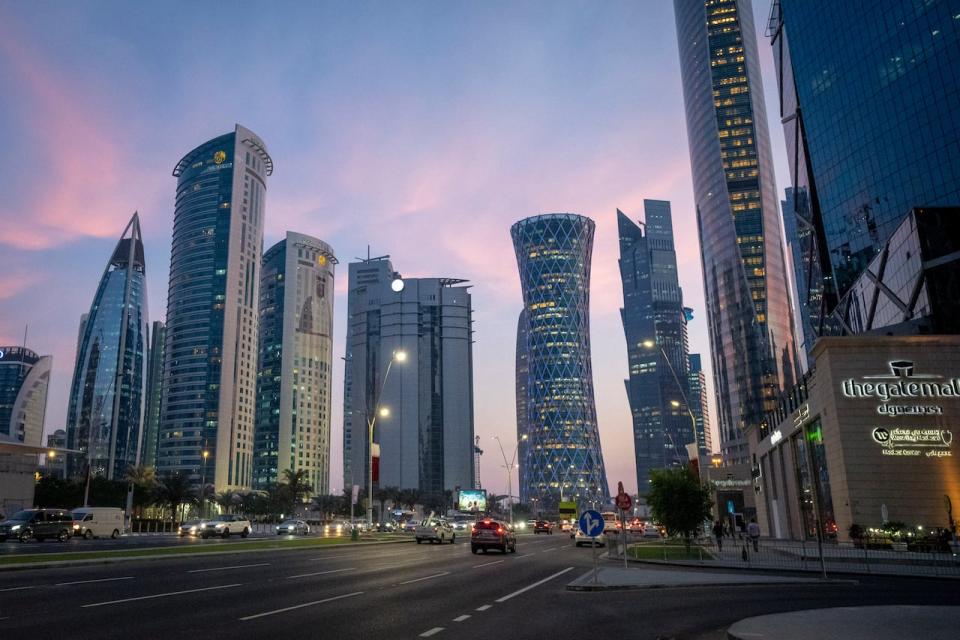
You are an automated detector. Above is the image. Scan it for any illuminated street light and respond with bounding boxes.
[365,347,407,528]
[378,407,390,418]
[493,434,528,525]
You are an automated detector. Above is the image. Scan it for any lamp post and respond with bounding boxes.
[200,449,209,518]
[366,349,407,529]
[493,434,527,525]
[643,340,700,457]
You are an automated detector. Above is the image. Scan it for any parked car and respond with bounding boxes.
[471,519,517,554]
[533,520,554,535]
[415,517,455,544]
[71,507,124,539]
[0,509,73,542]
[179,520,206,537]
[199,514,251,539]
[276,519,310,535]
[574,527,607,547]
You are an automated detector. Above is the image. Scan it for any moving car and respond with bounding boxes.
[71,507,124,539]
[415,517,455,544]
[574,527,607,547]
[0,509,73,542]
[179,520,206,537]
[401,519,419,533]
[276,519,309,535]
[471,519,517,554]
[533,520,553,535]
[642,524,663,539]
[628,519,644,534]
[451,515,475,533]
[199,514,251,539]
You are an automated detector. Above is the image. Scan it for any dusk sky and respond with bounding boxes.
[0,0,792,496]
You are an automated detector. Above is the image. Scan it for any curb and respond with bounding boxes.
[0,538,414,572]
[566,577,857,592]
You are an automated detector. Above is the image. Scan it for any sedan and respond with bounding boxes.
[276,519,310,535]
[178,520,206,537]
[574,528,607,547]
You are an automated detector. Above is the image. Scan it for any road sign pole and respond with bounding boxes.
[621,508,628,570]
[592,535,598,584]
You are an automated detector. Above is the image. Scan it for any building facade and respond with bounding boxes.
[66,214,148,480]
[141,321,165,468]
[515,309,530,502]
[618,203,698,494]
[688,353,711,455]
[159,124,271,491]
[254,232,336,495]
[769,0,960,341]
[0,346,52,448]
[781,187,816,367]
[674,0,798,463]
[512,213,609,511]
[342,257,475,498]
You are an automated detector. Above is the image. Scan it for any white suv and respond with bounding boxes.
[415,517,455,544]
[199,515,251,539]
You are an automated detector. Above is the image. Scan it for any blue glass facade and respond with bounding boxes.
[66,214,148,480]
[675,0,798,463]
[141,321,165,468]
[512,214,609,511]
[0,347,51,447]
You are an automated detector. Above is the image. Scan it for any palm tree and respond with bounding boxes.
[123,465,157,517]
[373,486,400,525]
[152,475,195,524]
[281,468,313,510]
[215,491,235,515]
[398,488,421,512]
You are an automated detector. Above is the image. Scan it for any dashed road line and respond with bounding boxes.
[56,576,134,586]
[420,627,444,637]
[476,604,492,611]
[453,614,471,622]
[240,591,363,621]
[83,583,243,608]
[286,567,354,579]
[515,553,534,559]
[472,559,504,568]
[399,572,450,585]
[0,586,34,592]
[188,562,269,573]
[494,567,574,603]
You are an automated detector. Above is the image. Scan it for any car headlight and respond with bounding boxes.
[11,524,21,531]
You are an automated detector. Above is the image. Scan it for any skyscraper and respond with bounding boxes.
[66,213,148,480]
[159,125,271,491]
[342,257,475,497]
[254,232,336,495]
[515,309,530,503]
[512,213,609,511]
[618,203,698,493]
[141,321,165,468]
[687,353,711,455]
[769,0,960,339]
[674,0,798,462]
[0,346,52,448]
[781,188,815,367]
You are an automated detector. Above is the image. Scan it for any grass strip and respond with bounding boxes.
[628,543,714,561]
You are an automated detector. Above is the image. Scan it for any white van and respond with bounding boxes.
[71,507,124,539]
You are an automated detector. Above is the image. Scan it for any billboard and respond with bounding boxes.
[458,489,487,512]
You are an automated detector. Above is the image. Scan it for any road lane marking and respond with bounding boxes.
[56,576,134,586]
[420,628,444,637]
[540,546,562,553]
[287,568,354,579]
[494,567,574,603]
[515,553,534,559]
[240,591,363,621]
[476,604,492,611]
[188,562,269,573]
[472,560,504,568]
[453,614,471,622]
[0,586,34,592]
[399,571,449,585]
[83,583,242,608]
[308,554,355,561]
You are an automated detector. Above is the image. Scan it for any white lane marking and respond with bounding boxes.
[476,604,492,611]
[83,583,242,608]
[287,568,354,579]
[0,586,34,592]
[515,553,534,559]
[453,614,471,622]
[494,567,575,603]
[399,571,450,585]
[472,560,504,568]
[56,576,134,586]
[308,554,355,561]
[540,546,562,553]
[420,628,444,637]
[240,591,363,621]
[188,562,269,573]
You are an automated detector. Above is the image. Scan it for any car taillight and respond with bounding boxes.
[496,527,503,534]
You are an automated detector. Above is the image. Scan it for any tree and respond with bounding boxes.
[645,468,713,543]
[511,502,533,522]
[153,475,195,524]
[280,468,313,511]
[123,464,158,517]
[215,491,235,515]
[374,486,400,523]
[398,488,421,512]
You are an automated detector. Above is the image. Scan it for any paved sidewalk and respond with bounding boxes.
[728,605,960,640]
[566,566,840,591]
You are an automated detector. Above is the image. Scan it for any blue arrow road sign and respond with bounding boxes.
[578,510,604,537]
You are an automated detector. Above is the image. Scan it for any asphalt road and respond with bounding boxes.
[1,533,958,640]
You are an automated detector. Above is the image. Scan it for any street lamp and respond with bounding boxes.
[493,434,527,525]
[643,340,700,458]
[366,349,407,528]
[200,450,209,518]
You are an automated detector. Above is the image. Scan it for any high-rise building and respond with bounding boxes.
[342,256,475,498]
[512,213,609,511]
[514,309,530,502]
[44,429,67,477]
[141,321,165,468]
[0,346,52,447]
[674,0,798,463]
[617,203,697,494]
[780,188,815,367]
[687,354,711,455]
[159,125,271,491]
[254,232,336,495]
[65,213,148,480]
[769,0,960,339]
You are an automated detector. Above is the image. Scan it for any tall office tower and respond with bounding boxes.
[769,1,960,337]
[342,256,475,497]
[254,232,336,495]
[66,214,148,480]
[618,203,697,494]
[515,310,530,502]
[687,354,711,455]
[159,125,271,491]
[141,321,165,468]
[512,214,609,511]
[781,188,815,368]
[675,0,798,463]
[0,346,52,447]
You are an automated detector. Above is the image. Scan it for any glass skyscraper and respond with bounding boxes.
[141,321,165,468]
[770,0,960,339]
[254,232,336,495]
[159,125,270,491]
[512,213,609,511]
[0,346,52,448]
[687,353,711,455]
[675,0,798,463]
[618,203,698,494]
[66,213,148,480]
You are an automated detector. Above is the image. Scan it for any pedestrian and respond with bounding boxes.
[712,520,724,551]
[747,518,761,552]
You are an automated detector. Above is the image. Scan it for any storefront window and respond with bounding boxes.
[793,420,836,540]
[792,434,816,539]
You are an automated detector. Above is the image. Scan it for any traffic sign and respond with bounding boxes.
[615,492,632,511]
[578,510,604,537]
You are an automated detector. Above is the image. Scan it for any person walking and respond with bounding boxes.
[747,518,761,552]
[712,520,724,551]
